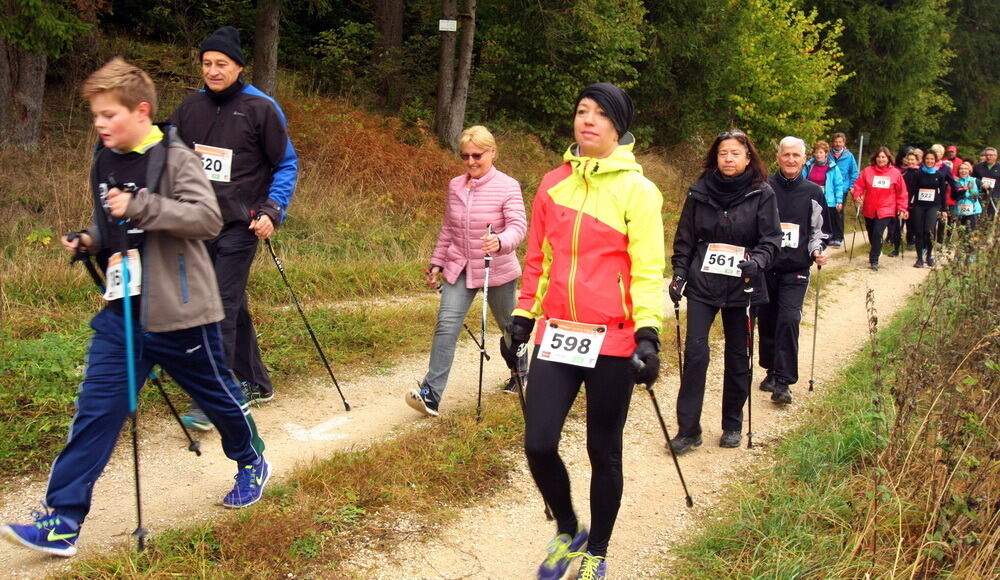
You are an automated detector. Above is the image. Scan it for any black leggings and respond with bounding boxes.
[676,299,751,437]
[909,205,939,258]
[864,216,893,264]
[524,351,634,557]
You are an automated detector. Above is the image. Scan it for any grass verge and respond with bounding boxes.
[64,394,525,579]
[665,225,999,578]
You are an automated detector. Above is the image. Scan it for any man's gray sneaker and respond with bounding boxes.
[668,435,702,454]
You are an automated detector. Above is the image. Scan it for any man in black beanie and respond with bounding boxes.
[170,26,299,429]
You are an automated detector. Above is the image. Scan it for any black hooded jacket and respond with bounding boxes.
[671,176,782,307]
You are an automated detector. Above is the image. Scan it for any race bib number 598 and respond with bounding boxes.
[538,319,606,368]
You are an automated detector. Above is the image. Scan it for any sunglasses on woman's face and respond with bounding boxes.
[460,152,485,161]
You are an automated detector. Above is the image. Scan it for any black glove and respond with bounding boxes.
[668,274,685,304]
[499,336,518,371]
[738,258,760,278]
[506,315,534,361]
[632,327,660,385]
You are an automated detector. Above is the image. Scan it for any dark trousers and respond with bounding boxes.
[46,308,265,524]
[821,206,844,241]
[206,225,272,394]
[524,352,634,557]
[864,216,892,265]
[676,299,750,437]
[887,217,903,251]
[757,269,810,386]
[910,205,940,258]
[957,214,978,231]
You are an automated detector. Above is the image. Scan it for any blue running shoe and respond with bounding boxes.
[1,510,79,557]
[571,552,607,579]
[182,406,214,432]
[538,524,588,580]
[405,383,440,417]
[223,458,270,508]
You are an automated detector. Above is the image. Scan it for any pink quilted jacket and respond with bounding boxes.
[429,166,527,288]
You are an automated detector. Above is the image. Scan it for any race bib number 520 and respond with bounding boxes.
[194,143,233,183]
[538,319,606,368]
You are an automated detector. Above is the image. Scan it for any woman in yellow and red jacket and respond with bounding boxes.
[506,83,664,580]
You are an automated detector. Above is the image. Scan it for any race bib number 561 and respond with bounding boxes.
[538,319,606,368]
[701,243,746,277]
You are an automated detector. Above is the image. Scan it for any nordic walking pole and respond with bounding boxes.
[808,265,821,392]
[148,370,202,455]
[67,233,202,452]
[672,301,684,377]
[743,276,755,450]
[462,323,491,361]
[631,355,694,507]
[264,237,351,411]
[107,176,148,552]
[476,224,494,423]
[500,338,554,520]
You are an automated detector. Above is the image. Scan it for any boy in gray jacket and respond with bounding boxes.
[1,57,268,558]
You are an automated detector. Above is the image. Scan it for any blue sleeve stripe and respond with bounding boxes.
[243,84,298,222]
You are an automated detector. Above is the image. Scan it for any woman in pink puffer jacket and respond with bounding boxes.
[406,126,528,416]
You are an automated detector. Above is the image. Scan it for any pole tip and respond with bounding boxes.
[344,401,352,412]
[685,497,694,508]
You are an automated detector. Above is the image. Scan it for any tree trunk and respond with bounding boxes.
[374,0,405,112]
[252,0,281,97]
[0,39,47,151]
[434,0,458,140]
[435,0,475,151]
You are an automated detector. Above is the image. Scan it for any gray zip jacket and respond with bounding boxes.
[84,131,224,332]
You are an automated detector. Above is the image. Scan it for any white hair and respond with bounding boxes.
[778,136,806,156]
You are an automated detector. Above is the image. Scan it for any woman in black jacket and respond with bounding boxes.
[904,150,949,267]
[668,130,781,453]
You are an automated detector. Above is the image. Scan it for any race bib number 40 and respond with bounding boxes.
[918,188,936,202]
[538,319,606,368]
[194,144,233,183]
[780,223,800,248]
[873,176,891,189]
[103,249,142,301]
[701,243,746,277]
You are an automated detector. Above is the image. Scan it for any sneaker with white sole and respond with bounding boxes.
[240,381,274,405]
[405,384,439,417]
[223,458,270,508]
[1,510,80,557]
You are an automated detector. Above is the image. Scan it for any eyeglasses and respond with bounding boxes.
[717,130,746,140]
[460,150,492,161]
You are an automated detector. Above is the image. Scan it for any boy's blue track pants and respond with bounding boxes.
[45,307,265,525]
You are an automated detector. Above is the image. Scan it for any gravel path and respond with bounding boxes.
[0,251,929,578]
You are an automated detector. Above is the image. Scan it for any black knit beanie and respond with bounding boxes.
[200,26,245,66]
[574,82,633,137]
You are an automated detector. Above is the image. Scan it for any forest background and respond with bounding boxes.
[1,0,998,154]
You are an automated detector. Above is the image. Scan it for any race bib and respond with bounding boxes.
[982,177,996,189]
[918,188,936,202]
[873,176,891,189]
[956,202,975,216]
[780,223,800,248]
[103,249,142,301]
[701,243,745,277]
[538,319,606,368]
[194,144,233,183]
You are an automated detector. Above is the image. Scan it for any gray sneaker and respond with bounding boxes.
[719,430,742,448]
[668,435,702,454]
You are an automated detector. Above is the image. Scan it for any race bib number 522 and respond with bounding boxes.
[538,319,606,368]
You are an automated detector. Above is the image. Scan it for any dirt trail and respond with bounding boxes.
[0,251,928,578]
[344,250,930,580]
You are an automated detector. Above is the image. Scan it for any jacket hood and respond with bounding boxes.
[563,132,643,176]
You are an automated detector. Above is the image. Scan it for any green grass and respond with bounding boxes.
[63,395,526,579]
